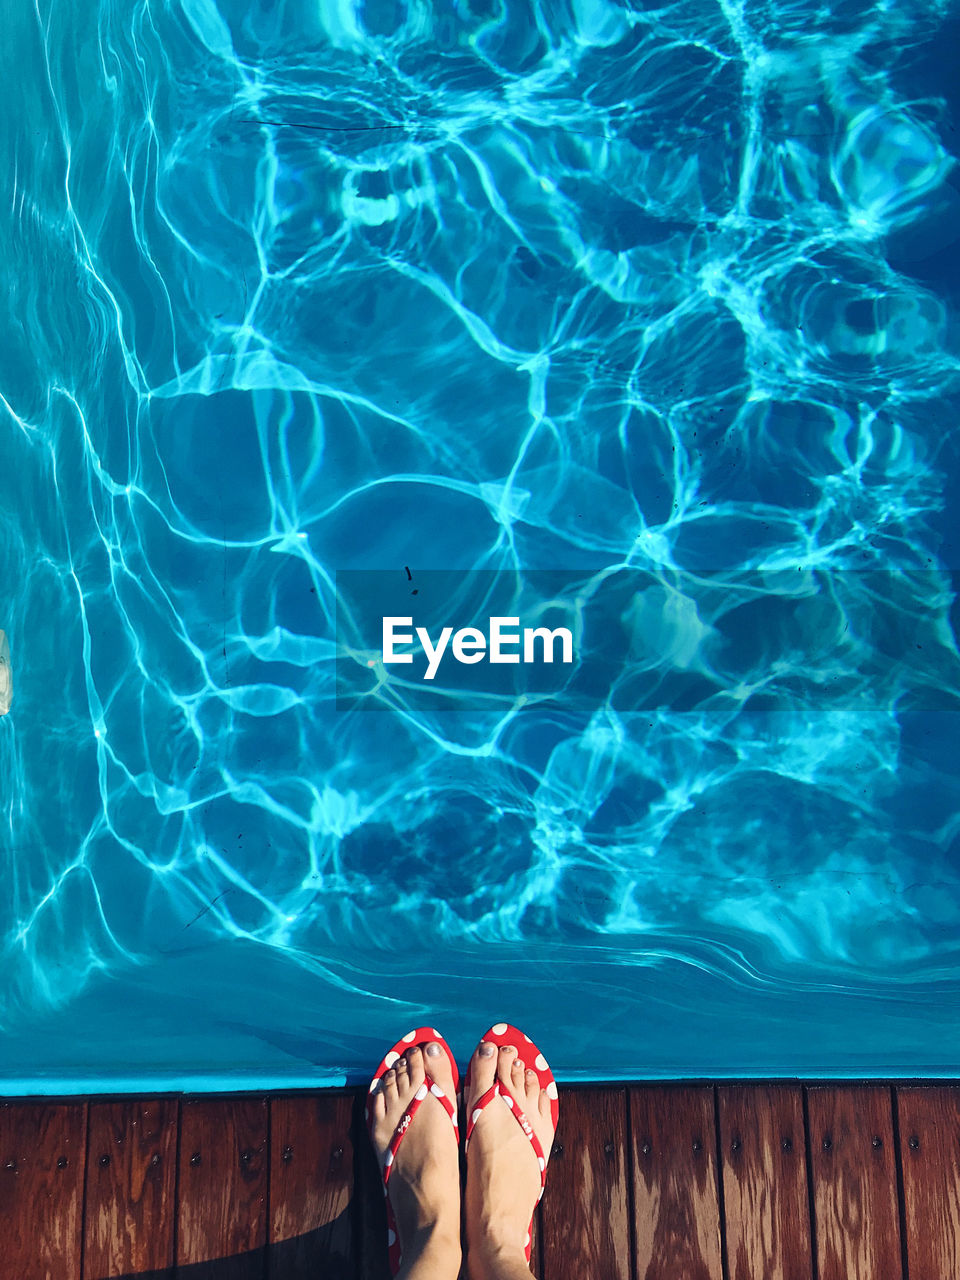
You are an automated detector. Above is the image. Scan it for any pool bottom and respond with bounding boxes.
[2,936,958,1095]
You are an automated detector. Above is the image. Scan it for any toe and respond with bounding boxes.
[539,1080,558,1125]
[405,1045,426,1090]
[467,1039,498,1106]
[525,1068,539,1104]
[383,1067,398,1101]
[497,1044,518,1092]
[423,1041,455,1097]
[510,1056,526,1098]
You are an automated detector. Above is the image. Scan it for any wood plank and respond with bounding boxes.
[896,1085,960,1279]
[0,1101,86,1280]
[529,1200,543,1280]
[806,1086,903,1280]
[268,1093,354,1280]
[8,1081,960,1280]
[630,1086,723,1280]
[176,1096,268,1280]
[717,1085,813,1280]
[83,1098,178,1279]
[540,1088,630,1280]
[354,1091,391,1280]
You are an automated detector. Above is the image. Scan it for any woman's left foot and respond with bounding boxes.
[463,1038,557,1269]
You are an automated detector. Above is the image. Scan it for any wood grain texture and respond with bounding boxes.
[529,1200,543,1280]
[268,1093,354,1280]
[353,1092,391,1280]
[630,1086,723,1280]
[83,1098,178,1280]
[897,1085,960,1280]
[718,1085,813,1280]
[0,1101,86,1280]
[540,1088,631,1280]
[7,1082,960,1280]
[806,1086,903,1280]
[176,1096,268,1280]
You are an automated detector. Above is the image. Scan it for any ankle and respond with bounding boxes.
[392,1167,460,1238]
[401,1216,462,1264]
[466,1204,529,1256]
[467,1238,531,1280]
[466,1235,530,1276]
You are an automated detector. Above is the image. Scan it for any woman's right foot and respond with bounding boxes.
[369,1042,462,1274]
[463,1034,557,1272]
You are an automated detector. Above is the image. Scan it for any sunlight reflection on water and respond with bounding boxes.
[1,0,959,1089]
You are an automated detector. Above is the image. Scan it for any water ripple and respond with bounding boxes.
[1,0,959,1089]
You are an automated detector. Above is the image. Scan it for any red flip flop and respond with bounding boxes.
[463,1022,560,1266]
[365,1027,460,1276]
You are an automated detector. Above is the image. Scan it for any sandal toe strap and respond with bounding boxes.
[464,1082,548,1190]
[382,1082,429,1184]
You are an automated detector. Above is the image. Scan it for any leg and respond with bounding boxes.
[467,1247,532,1280]
[369,1043,462,1280]
[463,1040,557,1280]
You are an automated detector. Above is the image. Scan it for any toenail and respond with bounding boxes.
[397,1058,407,1069]
[478,1042,495,1057]
[426,1042,442,1057]
[515,1059,524,1070]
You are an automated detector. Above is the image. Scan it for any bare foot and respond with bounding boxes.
[370,1042,462,1277]
[463,1038,557,1275]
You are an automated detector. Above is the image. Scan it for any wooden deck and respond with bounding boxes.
[2,1083,959,1279]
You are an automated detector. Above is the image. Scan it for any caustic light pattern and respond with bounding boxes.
[1,0,959,1090]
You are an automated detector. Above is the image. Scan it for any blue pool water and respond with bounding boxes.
[2,0,960,1093]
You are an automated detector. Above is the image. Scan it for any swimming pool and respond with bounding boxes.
[2,0,959,1094]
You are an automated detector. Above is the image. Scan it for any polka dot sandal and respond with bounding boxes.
[463,1022,560,1266]
[365,1027,460,1276]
